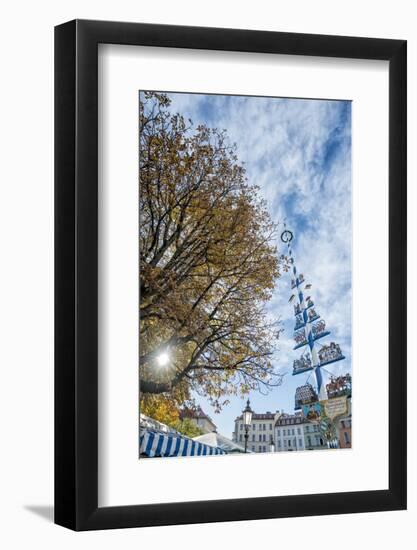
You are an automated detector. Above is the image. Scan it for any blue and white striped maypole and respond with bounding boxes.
[281,226,330,401]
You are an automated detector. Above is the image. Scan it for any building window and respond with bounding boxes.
[305,426,310,433]
[341,420,345,429]
[269,423,272,430]
[299,439,303,447]
[252,424,256,430]
[288,440,291,447]
[252,434,255,442]
[307,436,311,447]
[252,445,255,451]
[263,424,266,431]
[344,431,350,444]
[278,440,281,448]
[277,429,280,436]
[258,445,263,452]
[292,429,295,435]
[283,429,286,436]
[240,424,243,430]
[297,428,301,435]
[239,434,242,442]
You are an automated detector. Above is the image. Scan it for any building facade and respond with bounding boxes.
[233,411,281,453]
[303,421,326,450]
[274,414,307,451]
[233,408,328,453]
[274,414,326,451]
[338,416,352,448]
[337,396,352,448]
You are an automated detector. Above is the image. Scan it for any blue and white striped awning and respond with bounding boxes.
[140,429,226,458]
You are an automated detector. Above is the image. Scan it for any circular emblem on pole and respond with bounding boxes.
[281,229,293,243]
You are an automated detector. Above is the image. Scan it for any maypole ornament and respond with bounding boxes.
[320,416,337,445]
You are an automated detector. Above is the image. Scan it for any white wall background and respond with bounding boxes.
[0,1,414,547]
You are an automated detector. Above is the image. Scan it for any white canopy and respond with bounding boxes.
[193,432,251,454]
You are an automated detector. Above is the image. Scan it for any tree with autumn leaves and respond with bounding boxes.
[139,92,287,426]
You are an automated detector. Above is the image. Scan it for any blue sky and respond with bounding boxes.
[157,92,352,438]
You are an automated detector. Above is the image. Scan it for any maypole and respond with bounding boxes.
[281,226,345,402]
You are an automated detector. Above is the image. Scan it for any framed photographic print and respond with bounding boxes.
[55,20,407,531]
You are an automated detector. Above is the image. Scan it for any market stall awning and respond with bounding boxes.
[193,432,250,454]
[140,429,226,458]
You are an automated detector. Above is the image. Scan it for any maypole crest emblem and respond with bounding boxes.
[281,229,293,243]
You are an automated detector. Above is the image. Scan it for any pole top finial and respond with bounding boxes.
[281,229,293,243]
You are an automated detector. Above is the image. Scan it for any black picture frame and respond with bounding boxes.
[55,19,407,531]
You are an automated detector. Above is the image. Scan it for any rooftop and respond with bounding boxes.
[275,414,309,427]
[180,406,214,423]
[235,411,281,422]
